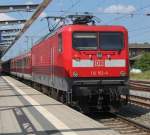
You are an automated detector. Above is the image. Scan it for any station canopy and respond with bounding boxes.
[0,0,52,58]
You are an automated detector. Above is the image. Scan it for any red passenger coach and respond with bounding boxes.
[11,52,32,80]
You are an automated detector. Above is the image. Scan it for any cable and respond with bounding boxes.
[130,28,150,38]
[31,0,81,39]
[129,25,150,33]
[106,3,150,24]
[60,0,81,16]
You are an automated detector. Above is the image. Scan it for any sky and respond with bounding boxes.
[1,0,150,60]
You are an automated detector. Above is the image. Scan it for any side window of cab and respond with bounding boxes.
[58,33,62,53]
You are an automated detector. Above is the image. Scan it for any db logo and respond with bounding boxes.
[94,60,105,67]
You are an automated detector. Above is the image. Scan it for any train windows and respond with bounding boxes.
[99,32,123,51]
[58,34,62,52]
[73,32,97,50]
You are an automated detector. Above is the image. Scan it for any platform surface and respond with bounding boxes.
[0,76,120,135]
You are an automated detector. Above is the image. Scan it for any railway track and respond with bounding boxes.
[130,80,150,92]
[129,95,150,108]
[121,94,150,108]
[94,112,150,135]
[128,80,150,108]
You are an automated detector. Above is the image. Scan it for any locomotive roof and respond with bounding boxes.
[59,25,127,32]
[35,24,127,46]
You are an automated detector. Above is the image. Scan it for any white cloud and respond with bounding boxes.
[0,13,15,21]
[98,4,136,14]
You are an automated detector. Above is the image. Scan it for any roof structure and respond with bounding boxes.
[0,4,39,13]
[130,54,142,61]
[129,43,150,48]
[0,0,52,58]
[0,19,26,25]
[0,28,21,33]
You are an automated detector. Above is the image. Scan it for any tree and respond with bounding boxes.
[134,52,150,71]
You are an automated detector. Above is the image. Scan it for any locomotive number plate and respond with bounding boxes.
[94,60,105,67]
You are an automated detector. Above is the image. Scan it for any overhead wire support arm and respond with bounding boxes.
[45,17,53,32]
[41,16,65,32]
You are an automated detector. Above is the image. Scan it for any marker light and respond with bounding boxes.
[120,71,126,76]
[73,72,78,77]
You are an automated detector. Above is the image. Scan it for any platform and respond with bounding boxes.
[0,76,120,135]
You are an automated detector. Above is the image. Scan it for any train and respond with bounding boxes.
[2,15,129,112]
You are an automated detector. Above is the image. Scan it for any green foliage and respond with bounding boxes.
[134,52,150,71]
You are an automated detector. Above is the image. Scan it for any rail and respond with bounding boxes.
[130,80,150,92]
[94,112,150,135]
[129,95,150,108]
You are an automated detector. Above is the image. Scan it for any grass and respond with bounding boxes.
[130,70,150,80]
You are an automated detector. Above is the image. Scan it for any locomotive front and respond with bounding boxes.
[64,25,129,112]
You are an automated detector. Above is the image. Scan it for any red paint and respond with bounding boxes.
[10,25,129,79]
[11,52,32,75]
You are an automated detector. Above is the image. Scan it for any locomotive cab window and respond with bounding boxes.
[58,34,62,52]
[73,32,97,50]
[99,32,123,51]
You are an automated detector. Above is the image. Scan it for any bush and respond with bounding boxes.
[133,52,150,71]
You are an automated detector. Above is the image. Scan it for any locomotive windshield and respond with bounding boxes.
[99,32,123,51]
[73,32,97,50]
[73,32,123,51]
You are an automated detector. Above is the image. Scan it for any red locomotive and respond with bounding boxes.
[2,15,129,112]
